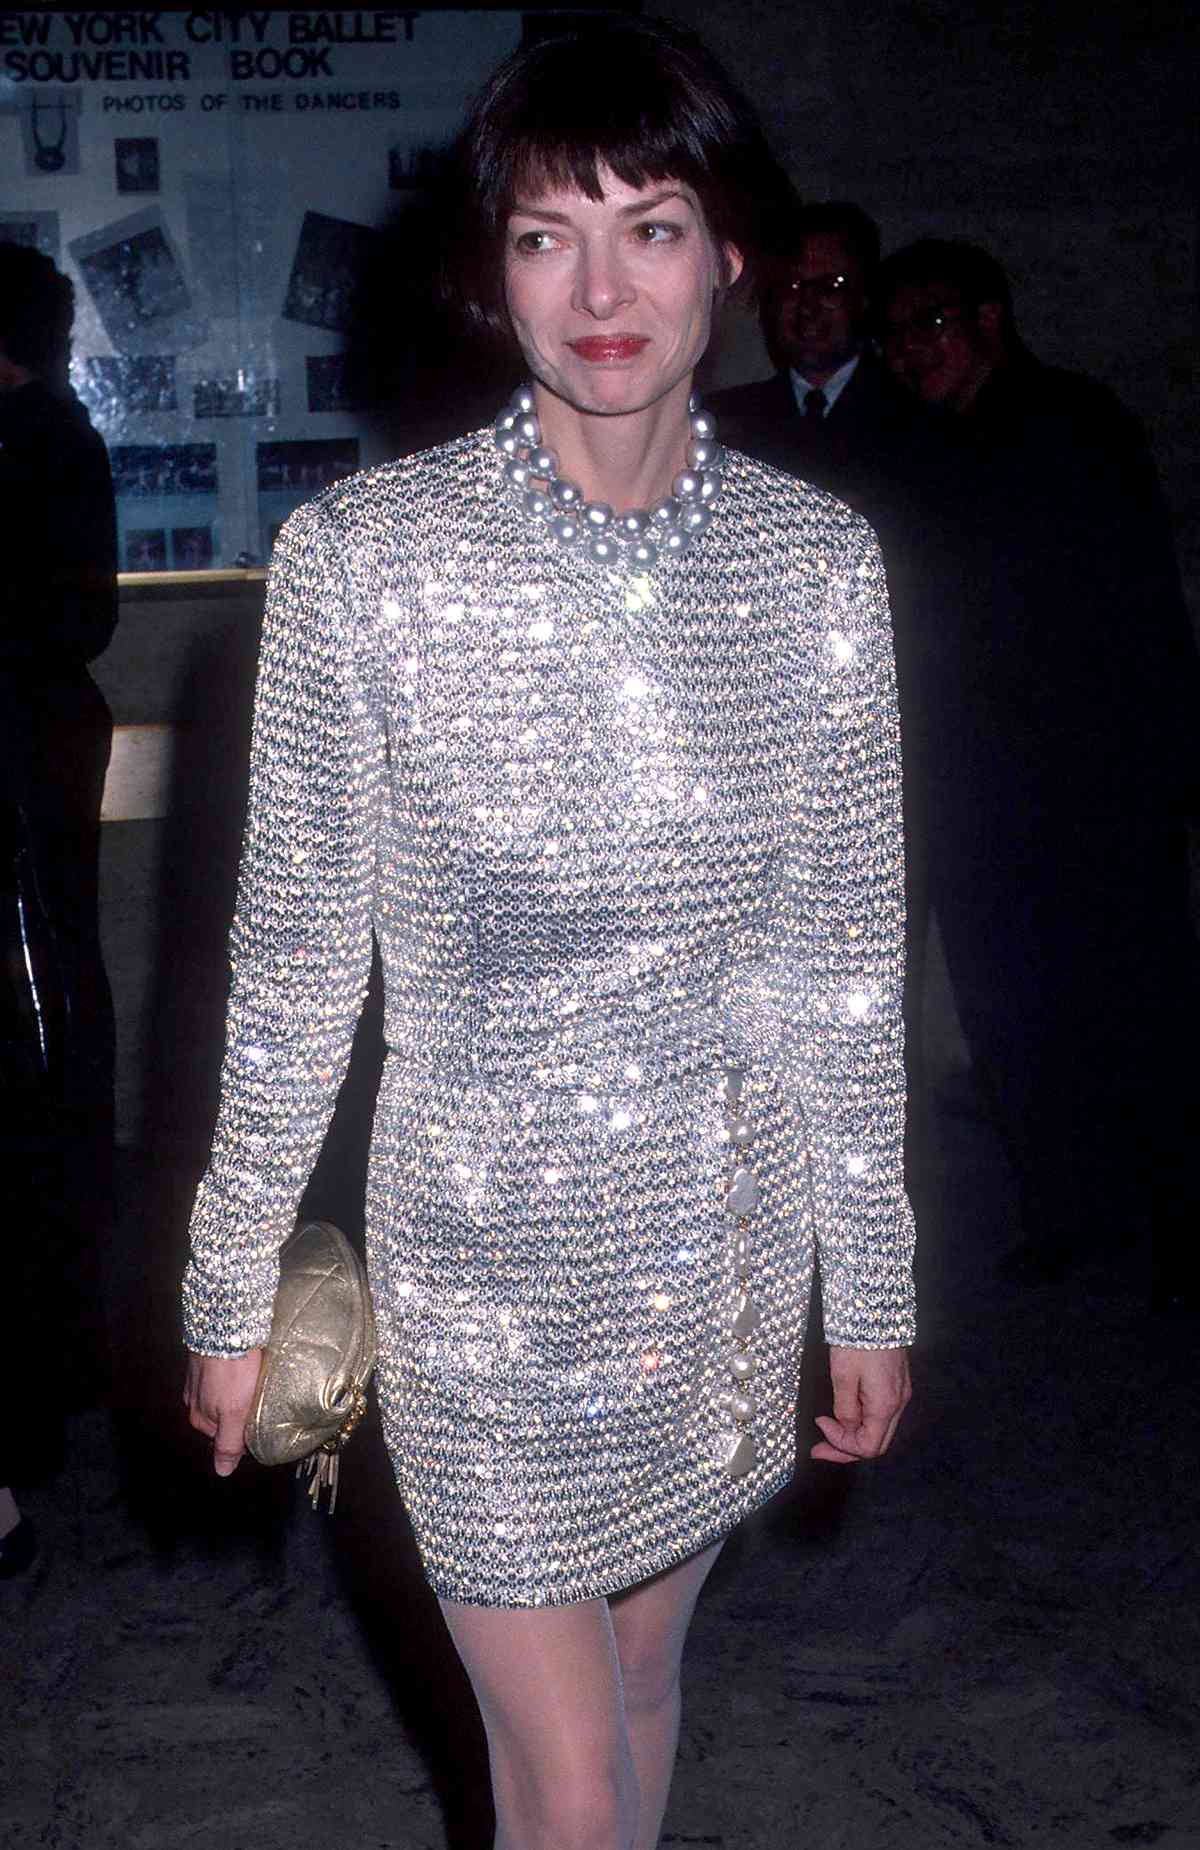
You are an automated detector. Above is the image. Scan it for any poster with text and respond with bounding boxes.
[0,7,546,568]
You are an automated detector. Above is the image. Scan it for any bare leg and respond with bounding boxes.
[609,1541,725,1850]
[439,1594,639,1850]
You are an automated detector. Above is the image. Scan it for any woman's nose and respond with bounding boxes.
[572,240,635,319]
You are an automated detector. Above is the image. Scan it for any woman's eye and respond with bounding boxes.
[513,230,555,255]
[634,221,682,245]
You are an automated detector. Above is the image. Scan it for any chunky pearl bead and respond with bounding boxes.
[729,1114,753,1146]
[733,1231,751,1280]
[725,1431,757,1478]
[730,1390,757,1424]
[498,387,724,572]
[725,1167,761,1215]
[721,1069,744,1107]
[732,1292,762,1340]
[729,1350,756,1382]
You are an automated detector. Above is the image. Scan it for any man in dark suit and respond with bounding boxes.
[709,201,936,526]
[877,238,1200,1303]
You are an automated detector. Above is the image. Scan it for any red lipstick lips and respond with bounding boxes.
[566,336,650,362]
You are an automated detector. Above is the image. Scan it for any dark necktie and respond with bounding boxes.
[803,387,828,421]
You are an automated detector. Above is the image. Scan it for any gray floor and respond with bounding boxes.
[3,1096,1198,1850]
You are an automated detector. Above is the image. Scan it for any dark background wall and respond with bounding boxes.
[682,0,1196,601]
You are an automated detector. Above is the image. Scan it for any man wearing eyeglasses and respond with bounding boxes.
[876,239,1200,1310]
[710,201,935,513]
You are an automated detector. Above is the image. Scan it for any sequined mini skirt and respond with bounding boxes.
[364,1055,813,1606]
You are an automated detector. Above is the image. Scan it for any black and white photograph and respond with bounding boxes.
[20,91,81,177]
[255,437,359,495]
[114,138,160,196]
[124,527,167,572]
[281,210,377,334]
[82,355,177,418]
[171,525,214,571]
[111,442,218,499]
[70,209,206,355]
[193,374,280,419]
[305,354,366,415]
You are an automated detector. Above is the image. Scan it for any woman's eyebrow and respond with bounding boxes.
[508,190,693,224]
[509,203,572,224]
[617,191,691,216]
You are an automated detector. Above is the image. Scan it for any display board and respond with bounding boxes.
[0,7,557,569]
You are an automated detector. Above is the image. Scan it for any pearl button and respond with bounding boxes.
[732,1293,761,1340]
[725,1167,760,1215]
[725,1431,757,1478]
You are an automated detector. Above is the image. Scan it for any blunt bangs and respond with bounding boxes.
[445,18,796,347]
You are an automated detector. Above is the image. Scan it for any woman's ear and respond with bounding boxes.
[719,243,745,292]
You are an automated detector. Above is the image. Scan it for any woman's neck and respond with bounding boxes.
[532,378,693,513]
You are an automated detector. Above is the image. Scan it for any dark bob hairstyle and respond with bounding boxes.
[444,16,797,347]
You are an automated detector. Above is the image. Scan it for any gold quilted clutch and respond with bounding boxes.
[245,1220,377,1511]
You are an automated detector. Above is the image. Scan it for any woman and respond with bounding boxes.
[184,20,915,1849]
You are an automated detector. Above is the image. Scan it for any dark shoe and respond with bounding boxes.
[0,1516,37,1579]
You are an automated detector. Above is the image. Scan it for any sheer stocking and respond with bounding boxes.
[439,1539,724,1850]
[610,1540,724,1850]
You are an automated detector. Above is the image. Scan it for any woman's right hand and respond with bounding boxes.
[184,1349,263,1477]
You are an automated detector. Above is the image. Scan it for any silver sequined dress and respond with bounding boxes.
[182,428,916,1607]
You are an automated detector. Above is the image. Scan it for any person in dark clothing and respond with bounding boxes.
[0,244,118,1570]
[878,238,1200,1302]
[710,204,953,1189]
[709,201,934,513]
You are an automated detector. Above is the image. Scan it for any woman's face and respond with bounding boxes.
[503,165,742,419]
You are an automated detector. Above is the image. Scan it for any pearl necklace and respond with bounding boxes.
[494,385,724,571]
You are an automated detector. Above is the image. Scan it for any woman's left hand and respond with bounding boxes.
[184,1349,263,1477]
[811,1345,912,1463]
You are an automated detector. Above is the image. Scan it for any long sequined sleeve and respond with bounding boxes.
[181,501,384,1355]
[783,520,916,1348]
